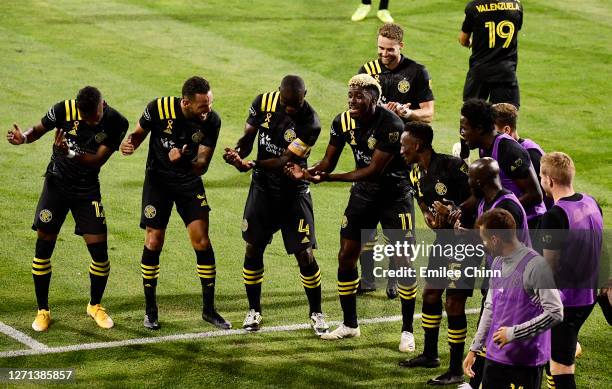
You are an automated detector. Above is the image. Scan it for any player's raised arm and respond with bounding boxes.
[6,122,51,145]
[121,122,150,156]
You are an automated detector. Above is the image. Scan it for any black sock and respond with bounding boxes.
[338,267,360,328]
[196,247,216,312]
[243,255,264,312]
[87,241,109,305]
[379,0,389,10]
[422,299,443,358]
[359,240,376,288]
[299,260,322,315]
[397,281,417,332]
[141,246,160,310]
[32,239,55,310]
[469,351,486,389]
[447,313,468,375]
[545,363,555,389]
[553,374,576,389]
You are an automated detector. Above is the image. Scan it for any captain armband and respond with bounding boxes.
[287,138,311,157]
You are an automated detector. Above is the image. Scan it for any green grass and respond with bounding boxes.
[0,0,610,387]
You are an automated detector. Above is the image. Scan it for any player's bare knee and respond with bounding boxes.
[295,249,314,267]
[191,236,211,251]
[422,288,442,305]
[444,295,466,316]
[245,243,265,261]
[550,360,575,375]
[37,229,57,242]
[145,229,165,251]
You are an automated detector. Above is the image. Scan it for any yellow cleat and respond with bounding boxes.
[351,4,371,22]
[377,9,394,23]
[32,309,51,332]
[87,304,114,329]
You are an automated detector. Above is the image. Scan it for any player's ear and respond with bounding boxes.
[399,41,404,50]
[303,89,307,98]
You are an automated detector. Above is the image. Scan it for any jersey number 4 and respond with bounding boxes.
[298,219,310,236]
[485,20,515,48]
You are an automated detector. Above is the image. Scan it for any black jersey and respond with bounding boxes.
[329,106,408,200]
[246,91,321,195]
[461,0,523,82]
[480,134,531,180]
[409,152,470,213]
[139,96,220,188]
[358,55,434,110]
[40,99,128,196]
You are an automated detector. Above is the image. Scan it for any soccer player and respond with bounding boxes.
[492,102,552,213]
[351,0,394,23]
[399,122,474,385]
[359,23,434,124]
[285,74,413,340]
[537,152,603,389]
[460,99,545,224]
[6,86,128,331]
[120,76,230,330]
[222,75,329,335]
[456,0,523,159]
[454,157,531,389]
[357,22,435,297]
[463,208,562,389]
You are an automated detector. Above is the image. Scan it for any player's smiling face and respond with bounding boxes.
[460,115,480,149]
[377,35,403,69]
[184,91,213,121]
[400,131,419,164]
[348,86,374,119]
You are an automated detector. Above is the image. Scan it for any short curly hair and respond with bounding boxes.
[461,98,495,134]
[348,74,382,103]
[182,76,211,100]
[378,23,403,43]
[76,86,102,116]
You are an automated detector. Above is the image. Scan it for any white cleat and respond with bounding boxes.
[320,323,361,340]
[242,309,262,331]
[457,383,473,389]
[399,331,415,352]
[310,312,330,336]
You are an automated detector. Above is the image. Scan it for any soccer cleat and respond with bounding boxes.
[243,309,262,331]
[399,353,441,368]
[143,306,160,330]
[351,4,371,22]
[32,309,51,332]
[427,370,464,386]
[399,331,415,352]
[203,310,232,330]
[310,312,330,336]
[320,324,360,340]
[575,341,582,358]
[376,9,394,23]
[87,304,114,329]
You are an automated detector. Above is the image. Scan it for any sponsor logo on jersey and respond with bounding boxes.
[367,136,377,150]
[39,209,52,223]
[398,79,410,93]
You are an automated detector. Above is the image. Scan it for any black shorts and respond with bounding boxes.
[140,173,210,230]
[551,303,595,366]
[341,188,414,243]
[463,72,520,108]
[32,175,107,236]
[242,183,317,254]
[481,359,543,389]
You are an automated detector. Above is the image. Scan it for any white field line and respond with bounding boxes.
[0,308,479,358]
[0,321,48,351]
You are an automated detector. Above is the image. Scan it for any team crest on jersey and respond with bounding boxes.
[39,209,52,223]
[367,136,377,150]
[341,215,348,229]
[388,132,400,143]
[241,218,249,232]
[144,205,156,219]
[510,158,523,171]
[284,129,296,143]
[435,182,447,196]
[398,79,410,93]
[95,132,108,143]
[192,131,204,143]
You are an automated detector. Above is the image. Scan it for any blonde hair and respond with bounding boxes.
[348,74,382,103]
[492,103,518,131]
[541,151,575,186]
[378,23,404,43]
